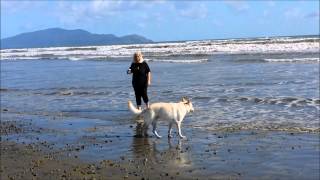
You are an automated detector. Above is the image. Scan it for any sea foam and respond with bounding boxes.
[1,36,319,62]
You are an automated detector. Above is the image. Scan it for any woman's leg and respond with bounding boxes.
[134,86,142,109]
[142,86,149,108]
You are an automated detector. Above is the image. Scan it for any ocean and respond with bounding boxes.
[1,35,319,133]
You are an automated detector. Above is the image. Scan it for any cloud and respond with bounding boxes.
[263,10,269,17]
[170,1,209,19]
[54,0,210,27]
[1,0,44,13]
[225,0,249,13]
[91,0,121,15]
[305,12,320,19]
[54,2,89,25]
[54,0,167,25]
[178,3,208,19]
[137,22,146,28]
[55,0,122,23]
[266,1,276,7]
[284,8,319,22]
[284,8,303,19]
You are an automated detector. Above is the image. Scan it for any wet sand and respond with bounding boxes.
[1,110,319,179]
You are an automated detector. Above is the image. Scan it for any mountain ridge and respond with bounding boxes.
[1,28,153,49]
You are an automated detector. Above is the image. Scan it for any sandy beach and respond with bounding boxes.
[1,108,319,180]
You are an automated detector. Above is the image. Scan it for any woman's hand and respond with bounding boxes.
[147,72,151,86]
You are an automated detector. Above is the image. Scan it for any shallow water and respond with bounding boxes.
[1,52,319,132]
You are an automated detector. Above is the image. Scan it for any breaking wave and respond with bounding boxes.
[145,58,208,63]
[264,57,319,63]
[233,96,319,107]
[1,36,319,61]
[193,95,320,109]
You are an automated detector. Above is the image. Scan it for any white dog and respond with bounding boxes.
[128,97,194,138]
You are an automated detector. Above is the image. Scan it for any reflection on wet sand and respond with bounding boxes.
[131,122,192,168]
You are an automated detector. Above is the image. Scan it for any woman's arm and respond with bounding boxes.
[147,72,151,85]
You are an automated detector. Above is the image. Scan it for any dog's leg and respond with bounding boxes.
[177,122,186,139]
[152,121,162,138]
[143,110,155,137]
[168,122,173,138]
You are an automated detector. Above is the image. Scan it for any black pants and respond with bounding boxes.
[133,84,148,106]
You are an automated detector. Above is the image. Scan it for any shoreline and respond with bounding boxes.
[1,111,319,179]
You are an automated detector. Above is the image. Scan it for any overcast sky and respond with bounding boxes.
[1,0,319,41]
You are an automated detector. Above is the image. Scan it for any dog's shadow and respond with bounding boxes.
[131,122,192,167]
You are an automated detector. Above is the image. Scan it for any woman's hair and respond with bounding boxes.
[133,52,143,63]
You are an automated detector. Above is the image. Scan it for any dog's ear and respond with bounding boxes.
[182,97,190,104]
[186,99,190,104]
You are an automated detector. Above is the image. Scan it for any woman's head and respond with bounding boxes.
[133,52,144,63]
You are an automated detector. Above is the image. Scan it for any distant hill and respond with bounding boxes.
[0,28,153,49]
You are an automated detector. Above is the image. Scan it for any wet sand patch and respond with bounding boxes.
[1,112,319,179]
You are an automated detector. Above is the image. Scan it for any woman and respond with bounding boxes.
[127,52,151,110]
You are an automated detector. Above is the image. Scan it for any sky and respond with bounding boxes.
[1,0,319,41]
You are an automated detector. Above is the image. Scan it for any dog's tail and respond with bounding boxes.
[128,100,142,115]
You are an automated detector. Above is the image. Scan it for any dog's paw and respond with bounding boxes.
[168,134,173,138]
[156,135,162,139]
[179,136,187,139]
